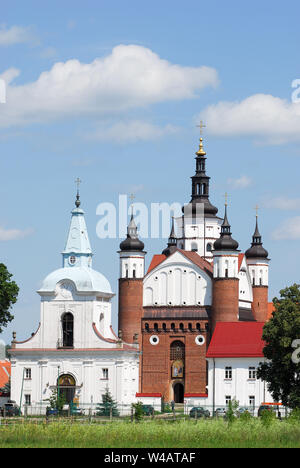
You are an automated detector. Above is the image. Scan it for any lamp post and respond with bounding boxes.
[57,366,60,400]
[19,368,25,416]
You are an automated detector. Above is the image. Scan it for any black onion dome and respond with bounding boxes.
[213,205,239,251]
[183,198,219,218]
[120,213,145,252]
[162,217,178,256]
[245,217,268,259]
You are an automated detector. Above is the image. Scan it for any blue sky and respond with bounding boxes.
[1,0,300,343]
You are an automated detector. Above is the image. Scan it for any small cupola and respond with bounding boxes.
[120,211,145,252]
[245,216,268,259]
[214,204,239,251]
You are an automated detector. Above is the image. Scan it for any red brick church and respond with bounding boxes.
[118,135,271,403]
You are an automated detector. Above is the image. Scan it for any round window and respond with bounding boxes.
[195,335,205,346]
[150,335,159,346]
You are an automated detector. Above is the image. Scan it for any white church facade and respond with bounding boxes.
[10,191,139,413]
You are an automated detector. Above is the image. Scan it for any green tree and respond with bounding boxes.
[225,398,239,424]
[0,264,19,333]
[132,401,144,422]
[96,388,119,417]
[257,284,300,409]
[48,388,66,413]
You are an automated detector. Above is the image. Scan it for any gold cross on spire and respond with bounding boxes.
[225,192,228,206]
[196,120,206,136]
[254,204,259,217]
[195,121,207,156]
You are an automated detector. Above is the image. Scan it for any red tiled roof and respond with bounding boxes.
[178,250,213,277]
[238,253,245,271]
[267,302,275,320]
[0,361,11,389]
[206,322,265,358]
[146,255,166,274]
[146,250,213,277]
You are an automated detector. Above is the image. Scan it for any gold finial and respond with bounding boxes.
[254,204,259,218]
[196,121,207,156]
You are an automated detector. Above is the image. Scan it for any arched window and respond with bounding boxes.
[145,323,149,332]
[171,323,176,331]
[62,313,74,348]
[154,323,159,332]
[170,340,185,360]
[162,323,167,332]
[191,242,198,252]
[179,323,184,331]
[196,323,201,332]
[206,243,212,252]
[188,323,193,332]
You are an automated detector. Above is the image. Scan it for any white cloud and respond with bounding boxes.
[264,197,300,211]
[227,175,252,189]
[200,93,300,145]
[0,45,219,129]
[0,227,33,241]
[0,25,34,46]
[272,217,300,240]
[0,68,20,84]
[86,120,179,143]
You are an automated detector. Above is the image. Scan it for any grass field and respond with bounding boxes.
[0,418,300,448]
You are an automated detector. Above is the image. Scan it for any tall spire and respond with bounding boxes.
[214,202,239,251]
[245,213,268,259]
[186,127,218,218]
[162,217,177,256]
[62,181,92,268]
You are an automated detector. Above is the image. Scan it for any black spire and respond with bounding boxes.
[162,217,177,256]
[245,216,268,259]
[120,210,145,252]
[183,136,218,218]
[214,204,239,251]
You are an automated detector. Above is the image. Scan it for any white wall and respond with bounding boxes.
[10,352,139,411]
[206,357,274,412]
[143,251,212,307]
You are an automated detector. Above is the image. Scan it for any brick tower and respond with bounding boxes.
[118,210,146,344]
[245,215,269,322]
[212,203,240,331]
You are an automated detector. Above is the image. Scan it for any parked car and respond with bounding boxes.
[189,406,210,419]
[0,402,20,417]
[237,406,251,416]
[46,407,59,416]
[141,405,154,416]
[258,405,273,417]
[215,407,227,418]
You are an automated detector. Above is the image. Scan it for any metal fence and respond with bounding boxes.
[0,401,291,423]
